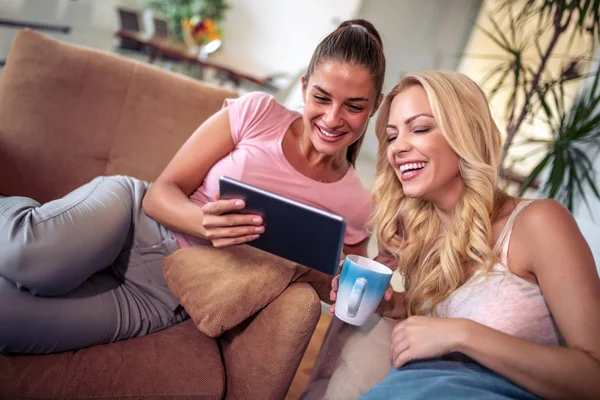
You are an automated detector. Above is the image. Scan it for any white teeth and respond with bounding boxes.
[399,162,427,173]
[318,126,344,137]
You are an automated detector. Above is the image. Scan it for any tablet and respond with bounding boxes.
[219,175,346,276]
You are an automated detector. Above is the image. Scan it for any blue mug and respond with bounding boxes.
[335,255,393,326]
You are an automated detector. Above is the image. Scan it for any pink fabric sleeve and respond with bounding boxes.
[343,194,373,245]
[224,92,276,144]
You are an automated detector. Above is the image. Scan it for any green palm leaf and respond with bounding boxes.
[520,65,600,211]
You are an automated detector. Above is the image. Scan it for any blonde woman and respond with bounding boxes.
[351,71,600,399]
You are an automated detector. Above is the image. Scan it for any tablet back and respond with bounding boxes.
[219,176,345,276]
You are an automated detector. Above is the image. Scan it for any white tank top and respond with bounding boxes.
[434,201,562,346]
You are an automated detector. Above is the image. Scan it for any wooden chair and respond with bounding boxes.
[152,17,169,38]
[116,8,144,51]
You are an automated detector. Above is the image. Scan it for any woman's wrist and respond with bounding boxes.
[379,291,407,319]
[452,318,476,354]
[165,201,207,239]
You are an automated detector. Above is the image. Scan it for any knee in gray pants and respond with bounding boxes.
[0,197,51,292]
[0,176,137,296]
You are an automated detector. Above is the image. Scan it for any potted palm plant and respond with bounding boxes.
[517,66,600,213]
[474,0,600,212]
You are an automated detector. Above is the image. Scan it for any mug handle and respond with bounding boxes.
[347,277,367,317]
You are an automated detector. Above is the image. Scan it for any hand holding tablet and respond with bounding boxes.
[218,176,346,276]
[200,190,265,248]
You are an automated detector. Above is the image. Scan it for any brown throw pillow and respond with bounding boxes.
[163,244,332,337]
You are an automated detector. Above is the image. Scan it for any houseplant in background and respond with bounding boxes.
[146,0,229,44]
[476,0,600,212]
[517,66,600,213]
[181,15,223,57]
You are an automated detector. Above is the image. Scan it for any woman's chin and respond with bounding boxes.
[312,139,348,156]
[399,184,425,200]
[403,192,422,200]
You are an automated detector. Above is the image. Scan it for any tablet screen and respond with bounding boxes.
[219,176,345,275]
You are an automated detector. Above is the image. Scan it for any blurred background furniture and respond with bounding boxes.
[115,28,282,91]
[116,7,144,51]
[152,15,169,37]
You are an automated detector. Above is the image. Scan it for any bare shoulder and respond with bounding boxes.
[512,198,593,273]
[516,198,578,236]
[512,202,600,361]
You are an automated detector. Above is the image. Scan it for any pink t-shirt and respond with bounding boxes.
[172,91,373,248]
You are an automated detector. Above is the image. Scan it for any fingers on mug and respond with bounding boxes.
[335,255,393,326]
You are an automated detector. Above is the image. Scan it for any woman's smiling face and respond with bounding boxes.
[302,61,378,157]
[385,84,463,203]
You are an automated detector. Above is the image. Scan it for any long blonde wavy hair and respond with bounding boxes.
[370,71,508,316]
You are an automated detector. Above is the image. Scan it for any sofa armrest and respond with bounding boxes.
[220,282,321,400]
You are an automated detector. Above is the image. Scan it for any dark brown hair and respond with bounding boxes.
[305,19,386,166]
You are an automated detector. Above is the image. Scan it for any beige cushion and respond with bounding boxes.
[163,244,332,337]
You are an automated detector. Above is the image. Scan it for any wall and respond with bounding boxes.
[571,52,600,272]
[0,0,146,60]
[573,158,600,273]
[218,0,361,78]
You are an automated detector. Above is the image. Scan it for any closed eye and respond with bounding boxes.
[314,95,329,103]
[413,127,431,134]
[385,135,397,143]
[347,104,365,113]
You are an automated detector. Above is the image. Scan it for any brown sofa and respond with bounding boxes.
[0,29,322,400]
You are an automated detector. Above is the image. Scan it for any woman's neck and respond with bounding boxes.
[434,189,510,232]
[431,182,464,230]
[434,206,453,232]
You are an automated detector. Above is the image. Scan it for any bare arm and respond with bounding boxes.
[375,249,406,319]
[143,108,262,245]
[455,200,600,399]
